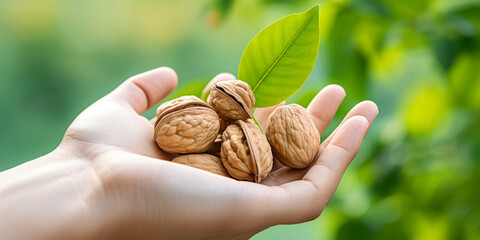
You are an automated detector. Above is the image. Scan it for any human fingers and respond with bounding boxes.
[210,72,237,84]
[105,67,178,114]
[321,100,378,147]
[200,72,237,100]
[150,116,157,125]
[307,84,346,135]
[260,116,371,225]
[262,101,378,186]
[254,84,345,132]
[149,72,236,124]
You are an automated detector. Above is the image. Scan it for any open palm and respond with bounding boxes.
[61,67,378,239]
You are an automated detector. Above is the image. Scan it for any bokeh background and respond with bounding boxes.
[1,0,479,239]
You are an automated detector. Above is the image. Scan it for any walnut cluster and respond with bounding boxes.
[154,80,320,183]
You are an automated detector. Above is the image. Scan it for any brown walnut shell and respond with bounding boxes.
[154,96,220,154]
[208,80,255,122]
[172,154,230,177]
[205,134,222,157]
[265,104,320,169]
[220,119,273,182]
[219,119,230,133]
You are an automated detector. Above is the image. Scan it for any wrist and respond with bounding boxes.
[47,146,115,240]
[0,148,110,240]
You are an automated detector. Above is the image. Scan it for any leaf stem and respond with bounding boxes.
[251,114,263,133]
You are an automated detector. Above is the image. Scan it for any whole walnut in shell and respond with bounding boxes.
[154,96,220,154]
[172,154,230,177]
[266,104,320,169]
[221,119,273,182]
[208,80,255,122]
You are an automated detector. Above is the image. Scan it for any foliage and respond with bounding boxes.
[239,5,320,107]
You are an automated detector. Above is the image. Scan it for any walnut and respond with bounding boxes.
[205,134,222,157]
[154,96,220,154]
[219,119,230,133]
[265,104,320,169]
[220,119,273,183]
[208,80,255,122]
[172,154,230,177]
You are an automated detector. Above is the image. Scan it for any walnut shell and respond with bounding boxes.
[208,80,255,122]
[221,119,273,182]
[172,154,230,177]
[219,119,230,133]
[154,96,220,154]
[205,134,222,157]
[265,104,320,169]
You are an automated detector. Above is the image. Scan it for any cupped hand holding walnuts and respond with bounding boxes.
[0,67,378,240]
[154,79,323,183]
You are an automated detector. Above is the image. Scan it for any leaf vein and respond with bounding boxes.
[252,13,315,92]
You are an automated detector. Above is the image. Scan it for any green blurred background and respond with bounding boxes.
[1,0,479,239]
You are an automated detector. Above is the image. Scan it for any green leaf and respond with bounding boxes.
[238,5,320,108]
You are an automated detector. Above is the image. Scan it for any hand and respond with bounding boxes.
[0,67,378,240]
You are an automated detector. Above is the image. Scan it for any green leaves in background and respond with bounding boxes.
[238,5,320,108]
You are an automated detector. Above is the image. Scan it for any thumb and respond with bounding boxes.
[106,67,178,114]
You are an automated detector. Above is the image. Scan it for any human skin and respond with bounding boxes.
[0,67,378,240]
